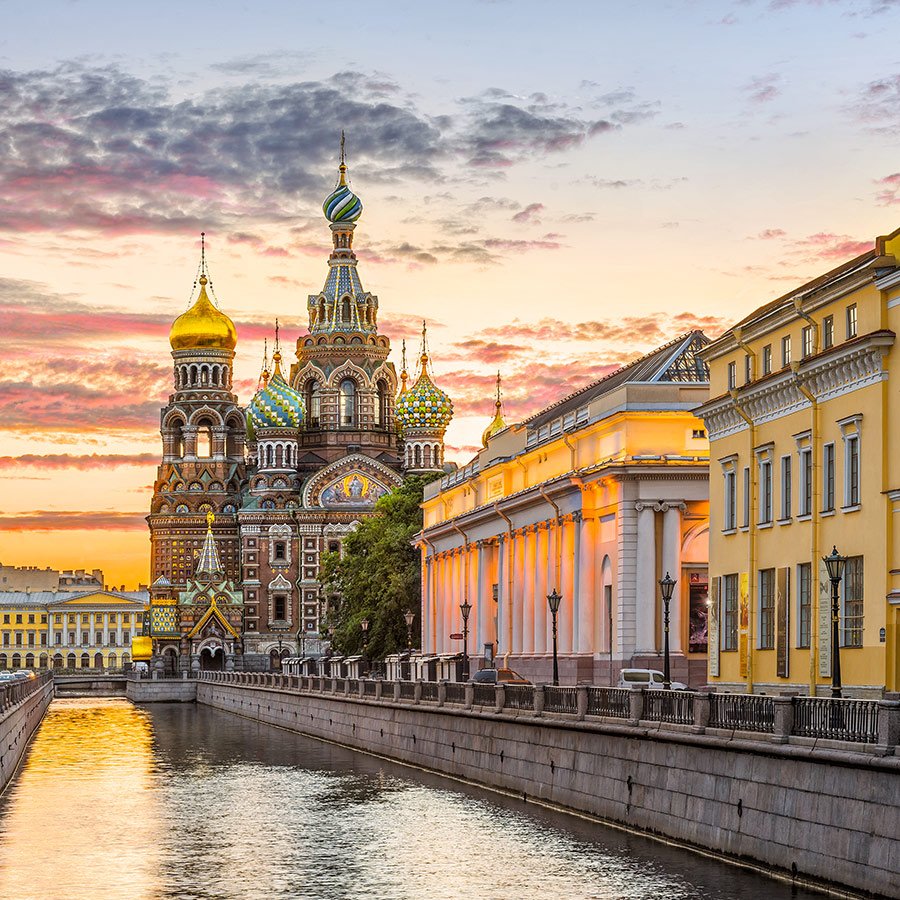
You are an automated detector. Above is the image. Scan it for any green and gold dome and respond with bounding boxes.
[396,341,453,434]
[248,352,305,431]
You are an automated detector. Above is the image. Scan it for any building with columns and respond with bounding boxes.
[417,332,711,685]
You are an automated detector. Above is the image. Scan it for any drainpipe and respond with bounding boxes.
[515,455,528,489]
[494,501,514,666]
[792,362,819,696]
[562,433,577,471]
[730,389,757,693]
[732,326,757,382]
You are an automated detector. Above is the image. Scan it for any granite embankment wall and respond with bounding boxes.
[196,678,900,899]
[0,674,53,793]
[126,677,197,703]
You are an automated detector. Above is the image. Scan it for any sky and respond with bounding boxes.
[1,0,900,588]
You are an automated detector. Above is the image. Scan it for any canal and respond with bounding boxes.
[0,698,826,900]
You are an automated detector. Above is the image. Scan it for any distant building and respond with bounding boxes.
[0,589,147,670]
[417,333,711,686]
[0,563,104,593]
[697,225,900,698]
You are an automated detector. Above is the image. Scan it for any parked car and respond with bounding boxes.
[14,670,35,679]
[0,673,15,683]
[472,667,531,685]
[617,668,687,691]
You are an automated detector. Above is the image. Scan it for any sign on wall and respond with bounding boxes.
[739,572,749,679]
[708,577,720,677]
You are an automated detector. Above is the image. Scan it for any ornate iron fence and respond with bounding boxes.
[399,681,416,700]
[472,684,496,707]
[444,682,467,705]
[503,684,535,711]
[346,678,359,694]
[543,686,578,715]
[420,681,439,702]
[363,680,378,697]
[586,686,630,719]
[792,697,878,743]
[709,693,775,733]
[643,690,694,725]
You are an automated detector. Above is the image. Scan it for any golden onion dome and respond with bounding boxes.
[169,275,237,351]
[481,371,507,447]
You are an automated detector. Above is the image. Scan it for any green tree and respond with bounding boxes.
[319,475,434,659]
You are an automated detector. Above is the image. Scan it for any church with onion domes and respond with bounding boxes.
[146,143,455,673]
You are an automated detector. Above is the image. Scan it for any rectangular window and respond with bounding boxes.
[823,443,835,512]
[95,631,103,645]
[727,361,736,390]
[744,354,752,384]
[843,555,863,647]
[742,467,750,528]
[781,335,792,367]
[40,633,46,647]
[724,469,737,531]
[759,458,772,524]
[2,633,8,647]
[723,574,739,651]
[15,615,21,624]
[81,631,88,645]
[27,632,34,647]
[802,325,814,358]
[759,569,776,649]
[780,455,792,519]
[274,595,286,621]
[798,563,811,648]
[68,632,75,646]
[799,448,812,516]
[762,344,772,375]
[15,633,22,647]
[55,632,62,646]
[123,631,130,645]
[27,614,34,624]
[846,303,857,339]
[844,434,860,507]
[823,315,834,350]
[1,615,7,624]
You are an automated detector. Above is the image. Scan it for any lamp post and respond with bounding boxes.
[404,610,415,680]
[360,617,369,676]
[658,573,676,690]
[547,588,562,686]
[460,600,472,680]
[823,546,847,699]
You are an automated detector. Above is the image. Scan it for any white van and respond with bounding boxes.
[617,668,687,691]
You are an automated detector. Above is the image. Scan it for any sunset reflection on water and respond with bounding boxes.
[0,699,827,900]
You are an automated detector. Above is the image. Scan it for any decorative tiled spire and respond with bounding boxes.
[195,511,224,578]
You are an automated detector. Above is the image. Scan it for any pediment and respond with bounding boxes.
[303,454,402,509]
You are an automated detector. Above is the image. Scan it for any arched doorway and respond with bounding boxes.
[94,652,104,669]
[269,648,282,671]
[162,648,178,676]
[199,647,224,671]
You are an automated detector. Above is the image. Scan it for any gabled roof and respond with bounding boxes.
[47,590,148,607]
[185,599,239,640]
[525,331,710,429]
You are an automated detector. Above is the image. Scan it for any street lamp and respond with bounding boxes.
[823,546,847,699]
[547,588,562,686]
[361,617,369,676]
[460,601,472,680]
[404,610,415,680]
[658,573,676,690]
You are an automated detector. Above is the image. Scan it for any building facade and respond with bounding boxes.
[697,225,900,697]
[0,590,147,670]
[418,333,711,685]
[0,564,104,593]
[146,152,453,672]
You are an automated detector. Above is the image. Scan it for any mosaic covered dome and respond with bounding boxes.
[169,276,237,351]
[248,357,305,431]
[396,367,453,433]
[323,181,363,223]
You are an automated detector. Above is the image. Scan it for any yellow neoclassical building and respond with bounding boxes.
[698,225,900,697]
[0,590,147,670]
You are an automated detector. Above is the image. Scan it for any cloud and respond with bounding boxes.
[450,340,529,364]
[875,172,900,205]
[743,74,781,104]
[756,228,787,239]
[853,74,900,131]
[0,511,148,531]
[0,453,157,470]
[786,232,874,262]
[512,202,544,224]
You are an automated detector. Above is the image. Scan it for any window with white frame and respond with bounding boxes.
[797,563,811,648]
[757,448,773,525]
[780,455,792,520]
[759,568,775,649]
[823,443,835,512]
[762,344,772,375]
[823,315,834,350]
[802,325,814,358]
[846,303,857,339]
[727,361,736,390]
[724,469,736,530]
[781,335,792,367]
[723,574,739,651]
[842,555,863,648]
[798,446,812,516]
[838,416,861,509]
[742,466,750,528]
[744,354,753,384]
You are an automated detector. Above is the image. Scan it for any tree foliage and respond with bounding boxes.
[319,475,433,659]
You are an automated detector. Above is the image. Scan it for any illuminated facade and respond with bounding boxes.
[148,148,453,670]
[698,225,900,697]
[418,333,711,685]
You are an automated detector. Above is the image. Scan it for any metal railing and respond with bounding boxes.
[543,686,578,715]
[363,680,378,697]
[586,686,630,719]
[444,682,467,705]
[503,684,535,711]
[0,672,51,711]
[793,697,878,743]
[709,693,775,733]
[643,690,694,725]
[420,681,439,702]
[399,681,416,700]
[346,678,359,694]
[472,684,496,707]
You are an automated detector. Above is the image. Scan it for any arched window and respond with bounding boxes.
[108,652,117,669]
[94,652,104,669]
[24,653,34,669]
[170,419,185,458]
[342,297,351,322]
[196,418,213,458]
[318,298,326,323]
[415,445,422,468]
[274,542,286,561]
[306,380,321,426]
[375,380,388,427]
[406,446,413,467]
[211,367,219,386]
[66,653,76,669]
[11,653,21,668]
[80,653,90,669]
[340,379,356,426]
[201,366,209,385]
[423,445,432,469]
[39,653,48,669]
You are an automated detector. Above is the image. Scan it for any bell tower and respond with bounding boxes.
[148,236,246,589]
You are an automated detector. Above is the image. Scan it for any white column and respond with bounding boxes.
[635,503,657,652]
[522,528,535,654]
[662,503,685,654]
[534,526,547,655]
[577,515,596,654]
[512,532,524,654]
[559,518,575,655]
[475,541,487,651]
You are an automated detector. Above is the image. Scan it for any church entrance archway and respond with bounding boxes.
[162,647,178,676]
[200,647,224,671]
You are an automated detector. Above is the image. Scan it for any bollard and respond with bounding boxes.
[358,679,365,699]
[876,700,900,755]
[533,684,545,717]
[414,680,423,704]
[771,695,794,743]
[437,680,447,707]
[465,681,474,710]
[393,680,401,702]
[692,690,712,733]
[375,679,383,701]
[576,684,588,721]
[628,687,644,725]
[495,683,505,713]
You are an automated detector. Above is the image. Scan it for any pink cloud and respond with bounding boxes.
[0,511,148,531]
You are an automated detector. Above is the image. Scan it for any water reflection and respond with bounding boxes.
[0,700,826,900]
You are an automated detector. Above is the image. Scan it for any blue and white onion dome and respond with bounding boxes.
[396,357,453,434]
[323,161,363,223]
[248,353,306,431]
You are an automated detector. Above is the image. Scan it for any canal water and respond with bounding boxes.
[0,698,826,900]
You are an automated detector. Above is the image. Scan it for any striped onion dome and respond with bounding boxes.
[323,180,363,223]
[248,354,305,431]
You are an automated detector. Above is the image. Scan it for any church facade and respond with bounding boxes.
[146,151,453,672]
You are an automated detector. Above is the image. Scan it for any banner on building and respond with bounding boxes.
[688,572,709,654]
[708,577,720,677]
[739,572,749,679]
[818,560,831,679]
[776,566,789,679]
